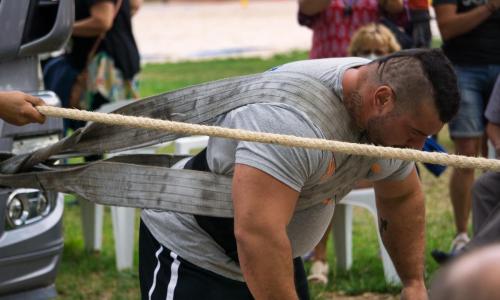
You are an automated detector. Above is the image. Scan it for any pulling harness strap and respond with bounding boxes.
[0,71,374,217]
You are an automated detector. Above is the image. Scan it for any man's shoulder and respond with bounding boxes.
[273,57,369,93]
[277,57,370,71]
[226,103,325,137]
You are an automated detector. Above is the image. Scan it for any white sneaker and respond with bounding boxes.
[450,233,470,253]
[307,260,329,285]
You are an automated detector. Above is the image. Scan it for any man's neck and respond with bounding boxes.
[342,68,358,102]
[341,67,364,130]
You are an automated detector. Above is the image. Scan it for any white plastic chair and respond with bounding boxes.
[333,189,401,284]
[80,136,208,270]
[79,141,172,270]
[173,136,209,155]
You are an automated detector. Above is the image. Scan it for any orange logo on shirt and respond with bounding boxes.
[371,163,381,174]
[322,198,333,205]
[321,158,336,181]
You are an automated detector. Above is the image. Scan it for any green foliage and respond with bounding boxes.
[56,51,460,299]
[139,51,308,95]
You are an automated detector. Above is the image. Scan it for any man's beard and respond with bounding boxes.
[344,91,364,129]
[366,111,405,148]
[366,115,387,146]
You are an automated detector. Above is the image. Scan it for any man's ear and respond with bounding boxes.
[373,85,395,114]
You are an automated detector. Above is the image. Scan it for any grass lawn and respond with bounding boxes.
[55,51,467,299]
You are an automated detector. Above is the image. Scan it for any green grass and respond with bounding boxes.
[56,51,463,299]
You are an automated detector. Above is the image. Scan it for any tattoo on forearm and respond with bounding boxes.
[379,217,388,236]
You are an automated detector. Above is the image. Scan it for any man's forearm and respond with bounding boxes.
[376,190,425,286]
[236,229,298,299]
[435,4,494,41]
[298,0,331,16]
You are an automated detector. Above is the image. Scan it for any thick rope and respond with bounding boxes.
[37,106,500,172]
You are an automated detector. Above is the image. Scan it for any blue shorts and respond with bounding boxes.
[448,64,500,139]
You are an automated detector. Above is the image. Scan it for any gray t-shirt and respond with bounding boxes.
[141,57,414,281]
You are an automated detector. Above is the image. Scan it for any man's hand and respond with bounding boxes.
[401,281,428,300]
[0,91,46,126]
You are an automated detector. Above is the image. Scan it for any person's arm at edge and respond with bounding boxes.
[434,2,499,41]
[486,122,500,158]
[0,91,46,125]
[130,0,143,16]
[374,168,427,299]
[380,0,404,15]
[72,1,115,37]
[298,0,331,16]
[233,163,299,299]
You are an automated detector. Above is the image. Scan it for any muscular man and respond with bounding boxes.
[0,91,45,126]
[139,49,459,300]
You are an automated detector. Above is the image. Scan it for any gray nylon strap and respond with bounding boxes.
[0,154,335,216]
[1,71,339,173]
[0,71,373,216]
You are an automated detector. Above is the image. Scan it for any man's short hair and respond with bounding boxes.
[373,48,459,123]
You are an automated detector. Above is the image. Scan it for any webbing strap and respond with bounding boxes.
[0,154,236,217]
[0,70,370,216]
[1,71,340,173]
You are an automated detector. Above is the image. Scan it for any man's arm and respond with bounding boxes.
[380,0,404,15]
[434,2,499,41]
[0,91,46,125]
[298,0,331,16]
[130,0,143,16]
[374,168,427,299]
[72,1,115,37]
[233,163,299,299]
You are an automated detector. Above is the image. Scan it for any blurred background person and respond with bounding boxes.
[433,75,500,264]
[306,22,401,285]
[297,0,404,59]
[348,23,401,59]
[430,244,500,300]
[433,0,500,254]
[44,0,141,132]
[407,0,432,48]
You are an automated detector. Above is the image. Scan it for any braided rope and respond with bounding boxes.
[37,106,500,172]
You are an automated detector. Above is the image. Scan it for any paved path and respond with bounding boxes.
[133,0,442,63]
[132,0,311,62]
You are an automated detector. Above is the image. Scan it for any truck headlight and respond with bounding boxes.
[7,196,29,227]
[5,189,54,229]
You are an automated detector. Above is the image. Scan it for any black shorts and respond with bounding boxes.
[139,220,310,300]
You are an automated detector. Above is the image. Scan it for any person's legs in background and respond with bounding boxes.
[447,65,490,252]
[448,138,480,250]
[448,65,500,252]
[307,219,332,284]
